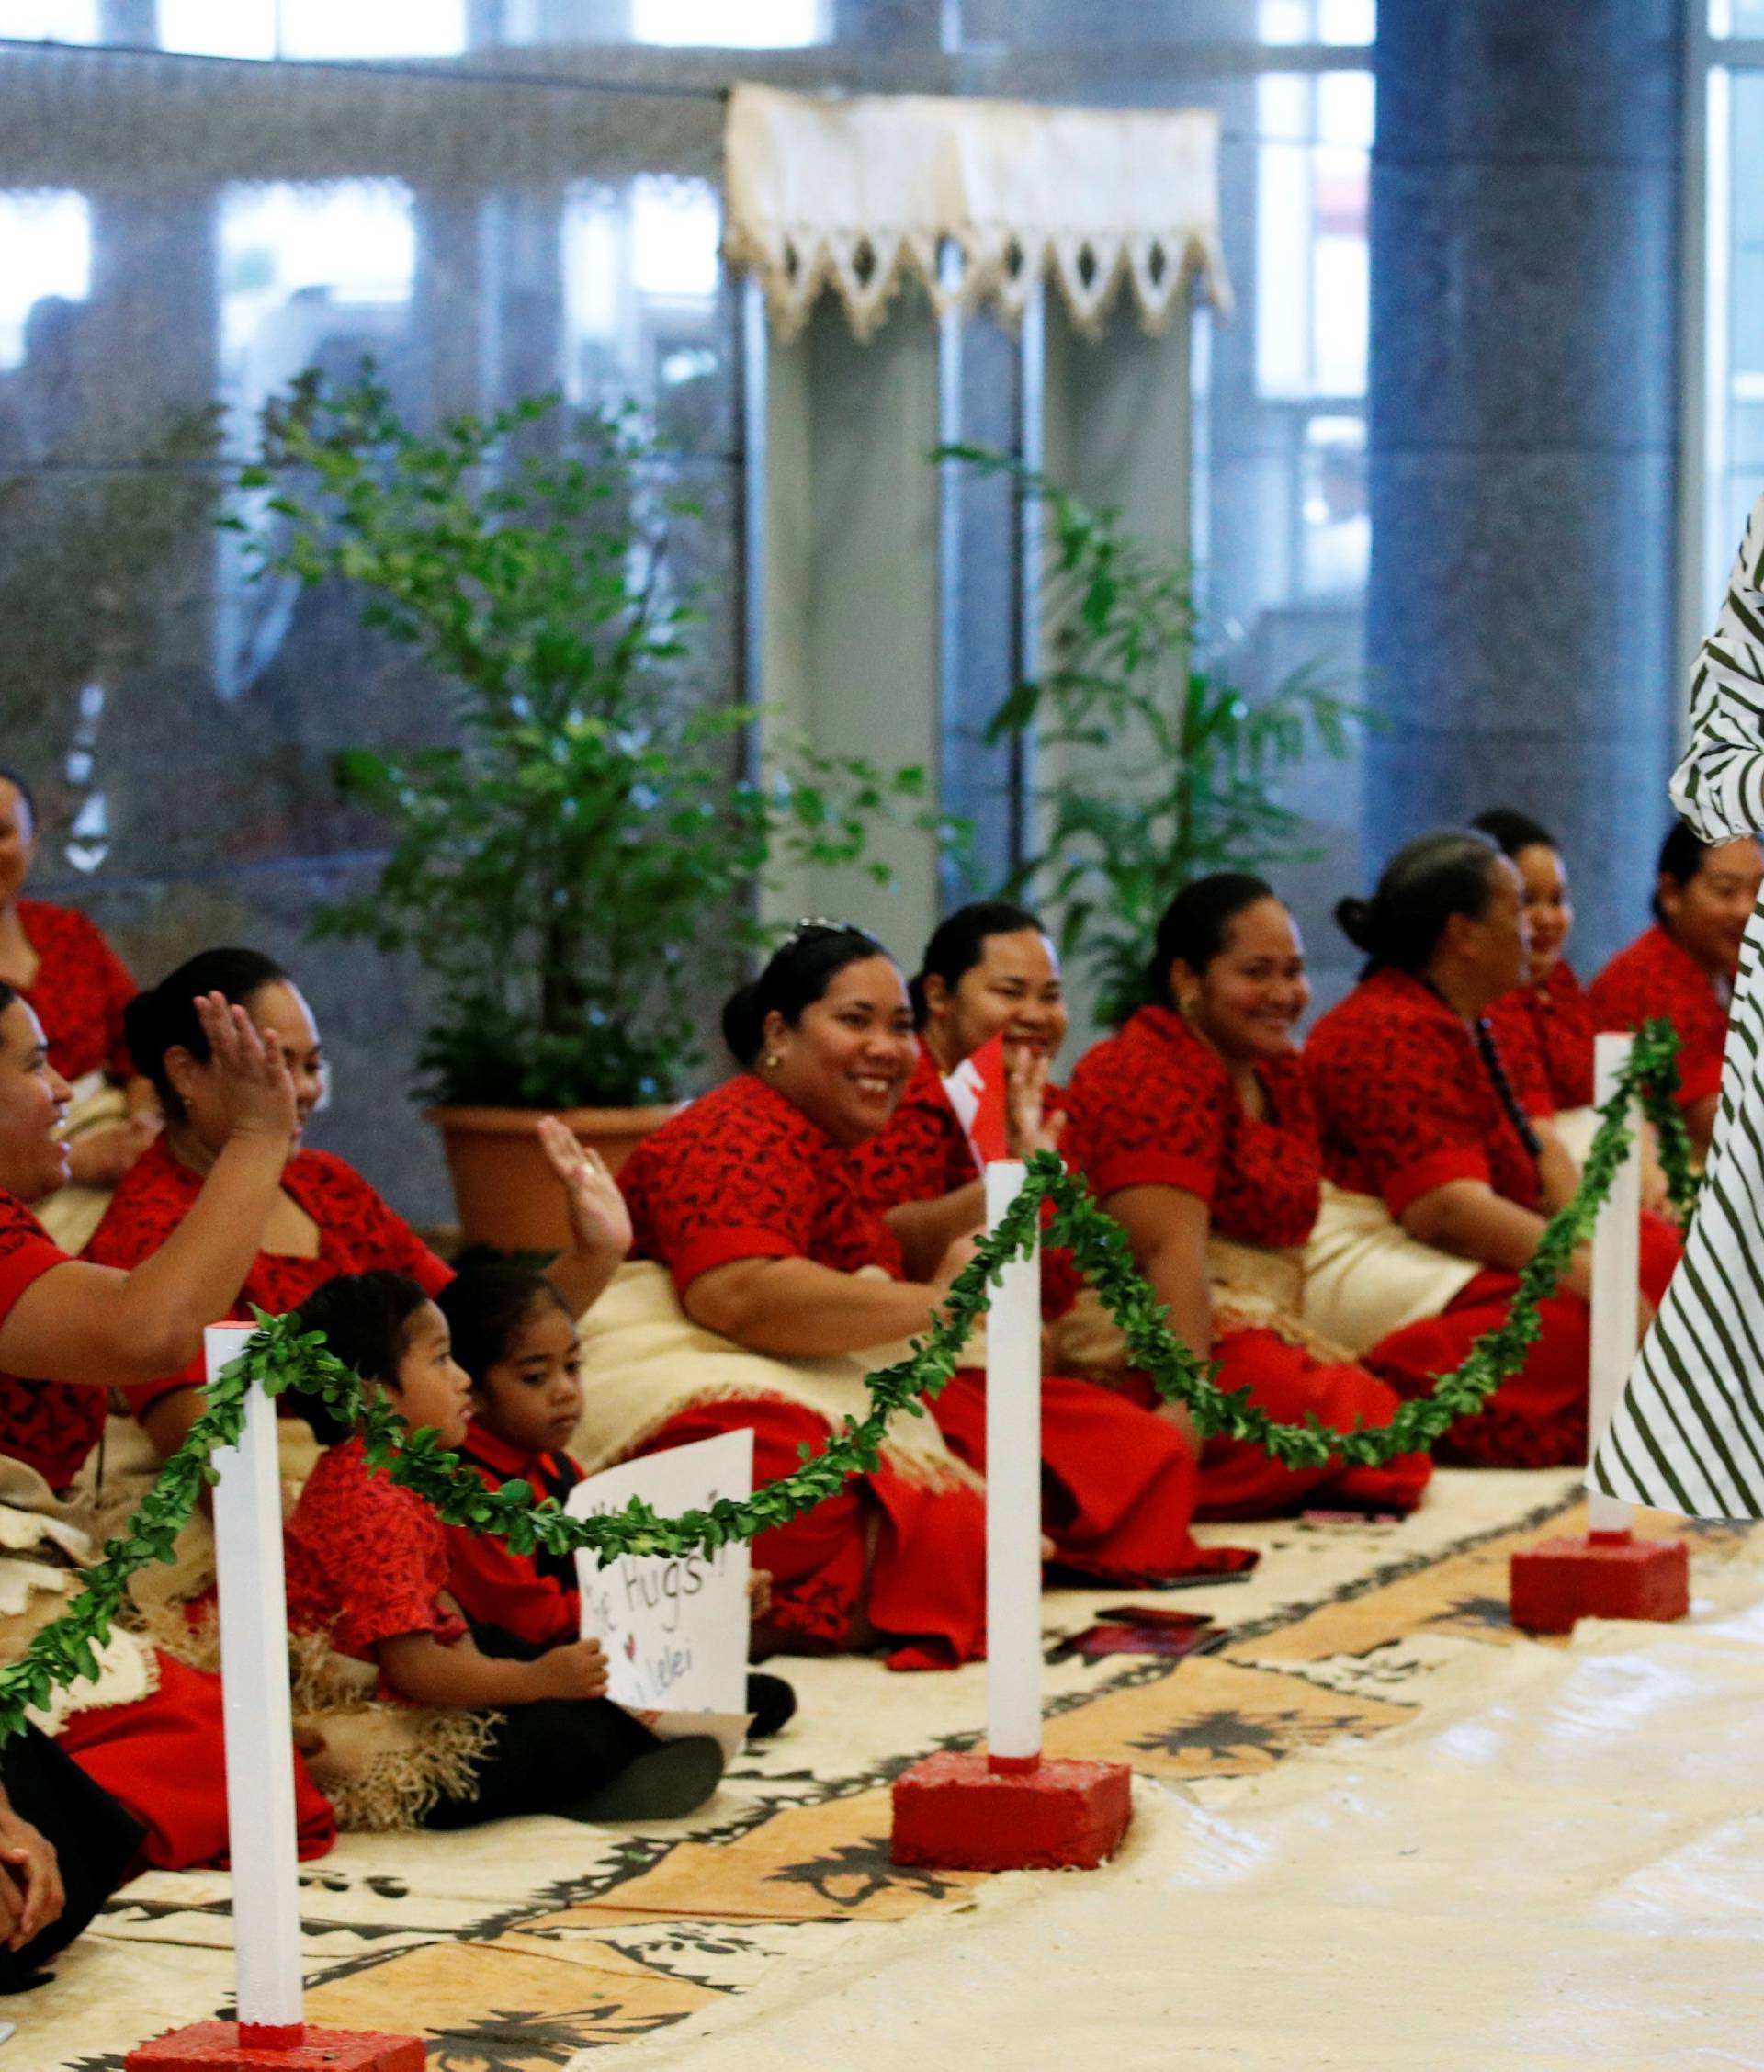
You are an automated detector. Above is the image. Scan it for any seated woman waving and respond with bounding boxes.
[597,923,989,1670]
[1308,832,1676,1468]
[1059,877,1430,1519]
[0,974,334,1981]
[87,947,626,1464]
[852,901,1234,1578]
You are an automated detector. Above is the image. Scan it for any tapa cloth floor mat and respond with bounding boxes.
[15,1469,1746,2070]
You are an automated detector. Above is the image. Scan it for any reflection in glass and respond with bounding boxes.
[216,179,416,696]
[0,0,96,41]
[1300,414,1368,595]
[0,190,91,371]
[564,175,722,446]
[631,0,827,47]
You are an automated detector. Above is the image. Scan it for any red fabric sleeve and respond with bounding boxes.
[0,1195,72,1323]
[850,1057,976,1211]
[626,1093,823,1298]
[1316,1014,1496,1217]
[1063,1017,1227,1206]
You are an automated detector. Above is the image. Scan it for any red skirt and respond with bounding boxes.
[57,1653,336,1872]
[1363,1213,1683,1469]
[1111,1329,1432,1519]
[635,1400,987,1672]
[933,1370,1249,1579]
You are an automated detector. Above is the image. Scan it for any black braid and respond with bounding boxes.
[1472,1015,1544,1160]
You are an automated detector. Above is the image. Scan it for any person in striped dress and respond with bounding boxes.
[1594,494,1764,1514]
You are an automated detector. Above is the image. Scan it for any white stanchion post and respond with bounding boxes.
[984,1160,1042,1771]
[207,1322,306,2046]
[1589,1033,1640,1538]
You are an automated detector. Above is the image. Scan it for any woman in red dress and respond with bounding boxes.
[0,769,156,1233]
[1587,821,1764,1158]
[1311,832,1677,1467]
[611,923,991,1670]
[854,901,1234,1572]
[1060,877,1431,1519]
[0,974,334,1953]
[87,946,626,1465]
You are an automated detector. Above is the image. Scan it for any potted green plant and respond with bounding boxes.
[233,368,949,1248]
[945,447,1375,1025]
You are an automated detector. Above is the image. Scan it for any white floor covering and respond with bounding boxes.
[596,1543,1764,2072]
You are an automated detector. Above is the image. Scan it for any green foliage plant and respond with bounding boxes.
[942,446,1377,1025]
[231,368,954,1108]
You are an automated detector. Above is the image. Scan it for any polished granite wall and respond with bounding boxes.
[1365,0,1684,966]
[1,2,1369,1218]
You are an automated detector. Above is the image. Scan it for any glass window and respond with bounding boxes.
[1254,71,1373,400]
[277,0,468,60]
[0,1,96,40]
[0,189,90,370]
[157,0,275,58]
[1260,0,1374,45]
[631,0,827,46]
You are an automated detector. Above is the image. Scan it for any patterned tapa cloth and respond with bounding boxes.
[1593,490,1764,1514]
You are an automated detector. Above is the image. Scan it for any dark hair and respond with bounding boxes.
[1654,820,1721,924]
[285,1270,432,1444]
[0,982,16,1021]
[1335,832,1501,976]
[0,768,37,835]
[1472,808,1557,860]
[909,901,1046,1027]
[123,947,290,1115]
[436,1258,571,1389]
[1145,874,1276,1006]
[722,922,894,1067]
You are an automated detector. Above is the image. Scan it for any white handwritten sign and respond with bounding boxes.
[568,1429,753,1714]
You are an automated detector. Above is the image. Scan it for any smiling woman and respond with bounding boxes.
[597,923,993,1670]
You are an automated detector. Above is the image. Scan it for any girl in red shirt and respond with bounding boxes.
[1587,822,1764,1157]
[614,923,991,1670]
[435,1259,797,1737]
[1311,832,1677,1466]
[854,902,1238,1570]
[285,1271,725,1825]
[0,977,334,1970]
[87,946,627,1467]
[1060,877,1431,1518]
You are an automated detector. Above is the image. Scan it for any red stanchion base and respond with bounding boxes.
[127,2021,425,2070]
[890,1750,1132,1871]
[1509,1531,1690,1636]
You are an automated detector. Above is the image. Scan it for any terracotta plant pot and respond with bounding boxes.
[427,1103,680,1253]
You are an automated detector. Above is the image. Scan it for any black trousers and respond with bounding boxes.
[421,1625,658,1830]
[0,1725,145,1994]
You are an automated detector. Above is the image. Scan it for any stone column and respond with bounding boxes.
[1365,0,1682,964]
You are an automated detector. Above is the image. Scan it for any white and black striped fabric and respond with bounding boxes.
[1591,493,1764,1516]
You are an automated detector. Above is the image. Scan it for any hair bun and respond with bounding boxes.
[1333,895,1378,954]
[721,980,765,1067]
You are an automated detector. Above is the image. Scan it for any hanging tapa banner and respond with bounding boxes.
[723,81,1233,343]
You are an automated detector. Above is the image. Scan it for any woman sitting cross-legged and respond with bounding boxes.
[593,923,992,1671]
[284,1270,726,1827]
[434,1258,797,1739]
[1308,831,1677,1468]
[851,900,1243,1576]
[0,979,334,1981]
[86,946,626,1467]
[1058,877,1431,1520]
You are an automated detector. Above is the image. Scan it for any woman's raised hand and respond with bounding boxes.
[196,992,298,1146]
[538,1116,633,1264]
[1004,1045,1064,1161]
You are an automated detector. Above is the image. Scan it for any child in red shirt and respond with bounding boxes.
[284,1271,726,1825]
[437,1257,795,1738]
